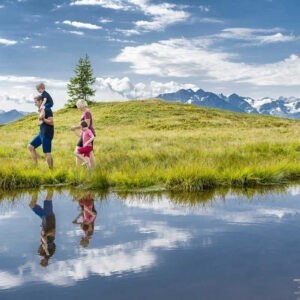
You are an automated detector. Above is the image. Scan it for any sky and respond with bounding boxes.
[0,0,300,111]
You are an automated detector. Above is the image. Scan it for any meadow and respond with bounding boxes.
[0,99,299,191]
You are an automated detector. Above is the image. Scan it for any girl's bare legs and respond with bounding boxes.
[74,150,91,169]
[75,147,81,167]
[76,157,81,167]
[89,151,96,168]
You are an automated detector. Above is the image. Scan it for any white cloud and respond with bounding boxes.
[99,18,113,23]
[0,75,67,111]
[106,36,136,43]
[114,37,300,86]
[217,27,297,44]
[123,194,299,224]
[62,20,102,30]
[96,77,198,99]
[0,272,23,289]
[70,0,190,33]
[199,18,224,24]
[0,76,67,87]
[199,5,210,12]
[0,74,197,110]
[0,38,17,46]
[0,5,5,8]
[258,32,296,44]
[70,0,131,10]
[68,30,85,36]
[287,186,300,196]
[0,221,190,289]
[134,2,189,32]
[0,211,18,221]
[115,28,141,36]
[31,45,47,49]
[3,95,33,105]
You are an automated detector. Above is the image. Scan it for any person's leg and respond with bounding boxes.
[28,134,42,165]
[83,146,93,168]
[89,151,96,168]
[74,150,89,165]
[45,153,53,169]
[42,138,53,169]
[29,192,38,209]
[75,147,81,167]
[28,144,38,165]
[85,157,91,169]
[76,138,83,167]
[74,147,90,166]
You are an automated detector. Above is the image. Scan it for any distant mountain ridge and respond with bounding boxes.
[157,89,300,119]
[0,110,33,124]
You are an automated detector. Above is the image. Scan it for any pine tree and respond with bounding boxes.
[66,54,96,107]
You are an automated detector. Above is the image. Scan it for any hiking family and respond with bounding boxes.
[30,190,97,267]
[27,83,96,170]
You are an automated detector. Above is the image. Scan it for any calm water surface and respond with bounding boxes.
[1,186,300,299]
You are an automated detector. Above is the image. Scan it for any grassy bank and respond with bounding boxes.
[1,100,300,191]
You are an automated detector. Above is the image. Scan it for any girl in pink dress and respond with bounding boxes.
[73,121,95,169]
[72,193,97,247]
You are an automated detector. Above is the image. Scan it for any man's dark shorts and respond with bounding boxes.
[32,200,53,218]
[30,134,52,153]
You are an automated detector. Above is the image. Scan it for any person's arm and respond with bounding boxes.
[73,129,81,137]
[84,206,96,217]
[43,116,54,126]
[71,124,81,131]
[83,133,95,147]
[41,240,50,256]
[72,212,83,224]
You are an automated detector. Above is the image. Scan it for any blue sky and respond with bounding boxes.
[0,0,300,111]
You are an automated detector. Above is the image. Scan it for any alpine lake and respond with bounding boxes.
[1,185,300,300]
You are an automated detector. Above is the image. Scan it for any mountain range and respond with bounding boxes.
[157,89,300,119]
[0,110,33,124]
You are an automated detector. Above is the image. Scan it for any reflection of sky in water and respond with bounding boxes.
[0,186,300,299]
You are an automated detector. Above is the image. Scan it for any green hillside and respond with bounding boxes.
[1,100,300,190]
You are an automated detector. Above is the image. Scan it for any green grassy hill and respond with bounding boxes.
[1,100,300,190]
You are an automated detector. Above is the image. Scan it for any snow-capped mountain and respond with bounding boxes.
[157,89,300,119]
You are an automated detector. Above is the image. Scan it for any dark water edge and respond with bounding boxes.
[0,185,300,299]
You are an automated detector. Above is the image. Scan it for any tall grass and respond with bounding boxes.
[1,100,300,191]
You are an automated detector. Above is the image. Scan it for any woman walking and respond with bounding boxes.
[71,99,96,168]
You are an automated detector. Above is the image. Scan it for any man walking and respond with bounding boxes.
[28,96,54,169]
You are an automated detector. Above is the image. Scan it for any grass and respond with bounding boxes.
[1,99,300,191]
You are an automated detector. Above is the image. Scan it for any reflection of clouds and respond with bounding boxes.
[0,245,9,253]
[0,272,23,289]
[0,211,17,221]
[0,221,190,289]
[1,188,300,291]
[256,209,296,219]
[66,226,101,237]
[287,186,300,196]
[124,195,299,225]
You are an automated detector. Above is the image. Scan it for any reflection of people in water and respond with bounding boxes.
[29,190,56,267]
[72,193,97,247]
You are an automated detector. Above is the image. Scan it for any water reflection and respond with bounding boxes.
[72,192,97,247]
[29,190,56,267]
[0,185,300,299]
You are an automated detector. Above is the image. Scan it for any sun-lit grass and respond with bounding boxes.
[1,99,300,190]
